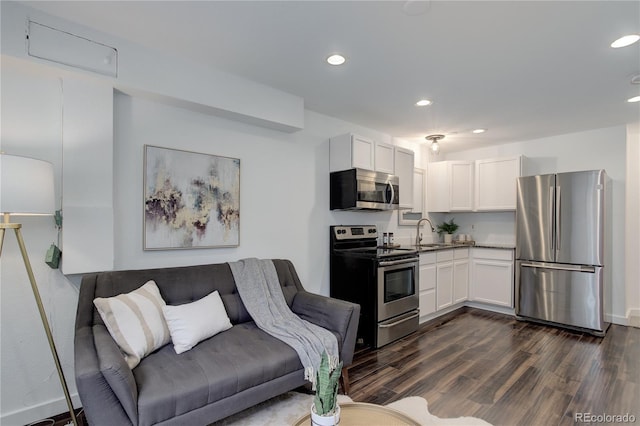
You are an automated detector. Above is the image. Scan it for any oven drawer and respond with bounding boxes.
[376,309,419,348]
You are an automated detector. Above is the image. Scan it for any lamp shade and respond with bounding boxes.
[0,154,55,216]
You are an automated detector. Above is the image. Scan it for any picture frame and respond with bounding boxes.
[143,145,240,250]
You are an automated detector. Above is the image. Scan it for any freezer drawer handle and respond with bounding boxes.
[521,262,595,273]
[379,310,420,328]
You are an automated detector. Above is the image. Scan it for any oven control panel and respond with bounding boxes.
[333,225,377,240]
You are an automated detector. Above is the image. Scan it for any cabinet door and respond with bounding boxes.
[412,168,424,214]
[419,263,436,317]
[394,147,415,209]
[471,259,514,307]
[449,161,474,211]
[374,142,395,174]
[475,157,521,210]
[352,135,375,170]
[453,259,469,304]
[427,161,450,212]
[436,261,454,310]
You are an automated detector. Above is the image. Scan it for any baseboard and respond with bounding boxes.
[464,301,515,316]
[627,308,640,328]
[0,392,81,426]
[604,310,640,328]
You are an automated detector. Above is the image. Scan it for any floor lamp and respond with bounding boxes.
[0,154,78,426]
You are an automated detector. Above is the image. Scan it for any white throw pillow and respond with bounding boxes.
[93,280,171,369]
[162,290,233,354]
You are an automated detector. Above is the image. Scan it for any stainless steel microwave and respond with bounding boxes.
[330,168,399,211]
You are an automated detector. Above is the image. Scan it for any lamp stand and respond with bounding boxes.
[0,214,78,426]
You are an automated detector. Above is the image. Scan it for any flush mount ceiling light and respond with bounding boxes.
[611,34,640,48]
[628,96,640,103]
[472,128,487,134]
[415,99,432,107]
[326,54,346,65]
[425,134,445,155]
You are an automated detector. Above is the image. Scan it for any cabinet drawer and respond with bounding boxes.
[472,248,513,261]
[420,252,437,265]
[436,249,454,262]
[454,248,469,260]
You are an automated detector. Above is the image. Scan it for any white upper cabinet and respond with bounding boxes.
[329,133,398,173]
[329,133,374,172]
[412,168,425,214]
[427,161,449,212]
[449,161,474,211]
[428,156,524,212]
[394,147,415,209]
[374,141,395,174]
[475,156,523,210]
[427,161,474,212]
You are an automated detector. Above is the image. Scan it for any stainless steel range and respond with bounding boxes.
[330,225,419,348]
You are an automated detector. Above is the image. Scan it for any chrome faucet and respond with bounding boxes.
[415,218,435,246]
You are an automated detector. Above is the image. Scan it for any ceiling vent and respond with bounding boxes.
[27,21,118,78]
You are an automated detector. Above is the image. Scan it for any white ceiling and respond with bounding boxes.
[24,1,640,153]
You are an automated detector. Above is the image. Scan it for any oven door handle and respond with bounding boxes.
[379,310,420,328]
[378,258,418,267]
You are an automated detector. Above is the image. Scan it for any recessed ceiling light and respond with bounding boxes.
[611,34,640,48]
[415,99,432,106]
[472,128,487,134]
[326,54,346,65]
[628,96,640,103]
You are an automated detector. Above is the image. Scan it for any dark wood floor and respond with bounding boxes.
[348,308,640,426]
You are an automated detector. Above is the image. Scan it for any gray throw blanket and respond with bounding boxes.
[228,258,339,385]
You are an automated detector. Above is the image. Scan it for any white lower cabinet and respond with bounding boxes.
[436,250,454,311]
[419,252,437,319]
[453,249,469,304]
[419,248,469,322]
[470,248,514,307]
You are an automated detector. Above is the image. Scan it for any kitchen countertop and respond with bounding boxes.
[402,242,515,253]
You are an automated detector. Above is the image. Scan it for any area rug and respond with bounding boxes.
[210,391,491,425]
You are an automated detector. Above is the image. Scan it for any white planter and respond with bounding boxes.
[311,403,341,426]
[444,234,453,244]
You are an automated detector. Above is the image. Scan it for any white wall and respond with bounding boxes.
[442,126,628,323]
[0,57,421,423]
[0,61,83,424]
[113,93,422,297]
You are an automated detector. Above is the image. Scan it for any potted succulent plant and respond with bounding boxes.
[311,351,343,426]
[437,218,459,244]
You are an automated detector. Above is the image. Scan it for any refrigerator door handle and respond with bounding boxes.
[556,185,562,252]
[549,186,555,251]
[520,262,595,273]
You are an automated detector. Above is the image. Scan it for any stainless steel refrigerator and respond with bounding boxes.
[515,170,611,335]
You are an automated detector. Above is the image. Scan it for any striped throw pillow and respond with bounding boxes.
[93,280,170,369]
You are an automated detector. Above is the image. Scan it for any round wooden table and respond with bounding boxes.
[292,402,421,425]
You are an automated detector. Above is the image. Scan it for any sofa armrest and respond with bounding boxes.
[75,324,137,426]
[291,291,360,366]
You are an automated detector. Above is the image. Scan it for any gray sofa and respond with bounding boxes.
[74,259,360,426]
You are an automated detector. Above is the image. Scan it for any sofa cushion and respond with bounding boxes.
[162,290,232,354]
[93,280,171,369]
[133,322,304,426]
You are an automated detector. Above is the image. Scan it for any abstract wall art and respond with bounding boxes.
[143,145,240,250]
